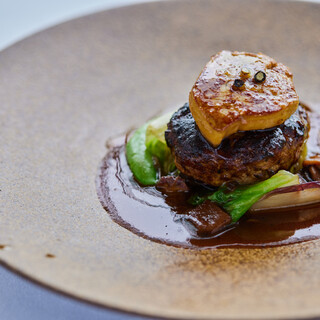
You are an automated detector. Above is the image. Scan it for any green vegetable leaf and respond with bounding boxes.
[145,111,176,175]
[126,123,157,186]
[208,170,299,222]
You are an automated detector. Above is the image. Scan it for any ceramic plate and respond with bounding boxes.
[1,0,320,319]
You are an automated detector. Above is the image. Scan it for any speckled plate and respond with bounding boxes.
[1,0,320,319]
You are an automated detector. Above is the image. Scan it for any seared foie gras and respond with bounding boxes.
[189,51,299,146]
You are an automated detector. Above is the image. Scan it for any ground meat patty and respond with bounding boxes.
[165,103,309,186]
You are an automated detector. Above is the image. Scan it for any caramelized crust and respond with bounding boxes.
[166,104,309,186]
[189,51,299,146]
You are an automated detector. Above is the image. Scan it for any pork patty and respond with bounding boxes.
[165,103,309,186]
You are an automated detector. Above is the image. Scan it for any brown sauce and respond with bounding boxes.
[96,135,320,249]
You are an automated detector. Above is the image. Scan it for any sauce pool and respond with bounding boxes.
[96,136,320,249]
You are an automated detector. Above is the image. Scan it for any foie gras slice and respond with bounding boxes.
[189,50,299,146]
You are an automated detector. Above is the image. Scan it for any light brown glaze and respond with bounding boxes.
[189,51,299,146]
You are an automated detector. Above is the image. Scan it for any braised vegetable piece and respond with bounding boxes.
[250,181,320,213]
[177,200,232,237]
[303,110,320,179]
[126,112,176,186]
[156,176,189,193]
[208,170,299,222]
[145,111,176,175]
[308,166,320,181]
[126,123,157,186]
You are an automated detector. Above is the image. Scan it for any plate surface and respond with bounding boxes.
[1,0,320,319]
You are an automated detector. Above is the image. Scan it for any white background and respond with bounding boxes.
[0,0,319,50]
[0,0,160,50]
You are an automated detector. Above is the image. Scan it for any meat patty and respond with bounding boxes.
[165,103,309,186]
